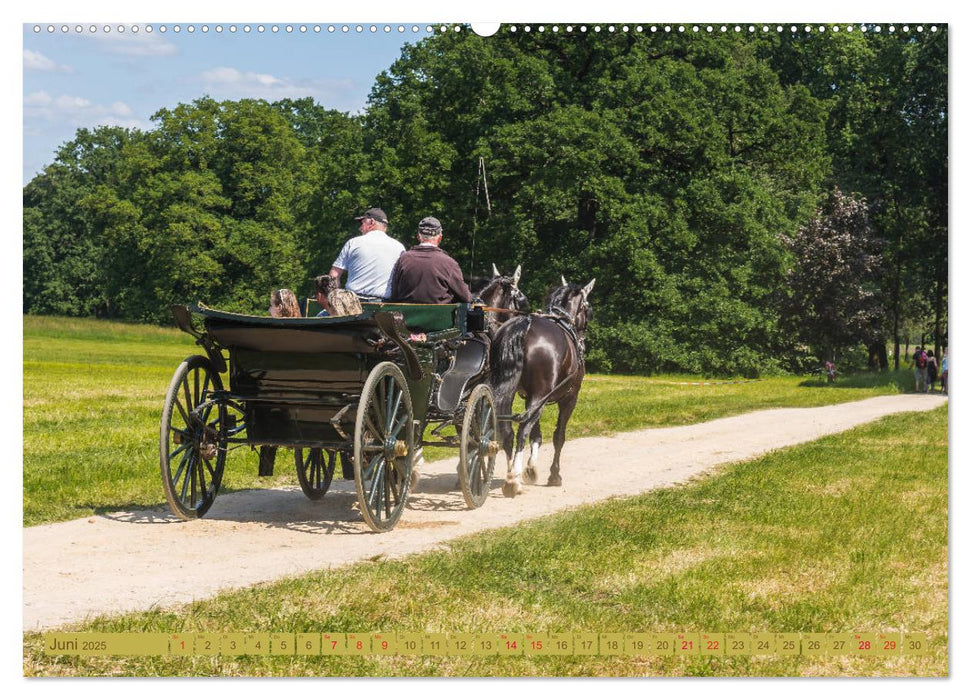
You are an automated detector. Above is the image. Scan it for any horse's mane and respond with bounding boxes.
[468,277,492,294]
[545,284,592,331]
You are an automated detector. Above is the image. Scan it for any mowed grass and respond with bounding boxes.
[23,406,948,677]
[24,314,911,526]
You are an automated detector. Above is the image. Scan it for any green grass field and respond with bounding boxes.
[23,315,916,527]
[23,405,948,677]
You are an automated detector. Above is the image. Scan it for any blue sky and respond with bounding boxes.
[22,23,424,183]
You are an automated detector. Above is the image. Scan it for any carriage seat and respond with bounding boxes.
[433,336,488,414]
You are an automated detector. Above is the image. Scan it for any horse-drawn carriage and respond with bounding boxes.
[161,301,498,532]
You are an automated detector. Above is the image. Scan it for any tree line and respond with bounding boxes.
[23,27,947,375]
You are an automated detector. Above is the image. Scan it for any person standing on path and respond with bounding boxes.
[329,207,404,301]
[911,346,928,393]
[926,353,939,393]
[941,349,949,395]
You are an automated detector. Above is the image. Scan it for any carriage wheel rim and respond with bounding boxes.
[161,356,227,519]
[459,385,496,508]
[355,363,413,532]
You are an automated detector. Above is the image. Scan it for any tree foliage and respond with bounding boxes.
[23,29,947,374]
[782,189,886,365]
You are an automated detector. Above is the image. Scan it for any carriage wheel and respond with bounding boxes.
[160,355,227,519]
[354,362,414,532]
[458,384,498,509]
[295,448,337,500]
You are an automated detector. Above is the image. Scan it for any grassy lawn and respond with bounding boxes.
[23,405,948,677]
[23,314,916,526]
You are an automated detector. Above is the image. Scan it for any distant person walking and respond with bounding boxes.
[911,346,928,393]
[926,353,939,393]
[329,207,404,301]
[941,349,948,395]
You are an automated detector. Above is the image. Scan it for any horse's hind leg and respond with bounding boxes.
[523,419,543,485]
[503,402,541,497]
[494,392,515,472]
[548,393,578,487]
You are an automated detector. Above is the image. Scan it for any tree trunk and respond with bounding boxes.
[868,341,889,371]
[891,257,902,370]
[934,263,945,360]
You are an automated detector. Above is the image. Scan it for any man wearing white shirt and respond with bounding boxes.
[329,207,405,300]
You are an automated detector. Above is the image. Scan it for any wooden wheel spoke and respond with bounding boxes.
[182,375,194,413]
[190,451,197,505]
[480,404,493,437]
[174,397,191,428]
[197,454,209,495]
[202,455,217,482]
[193,367,200,407]
[364,412,383,443]
[367,461,386,509]
[389,413,408,439]
[374,380,388,427]
[200,401,215,427]
[172,449,190,488]
[168,441,189,461]
[385,379,400,433]
[180,453,194,503]
[388,464,401,503]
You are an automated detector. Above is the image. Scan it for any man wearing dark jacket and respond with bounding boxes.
[388,217,472,304]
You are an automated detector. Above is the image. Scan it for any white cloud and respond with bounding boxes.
[197,66,355,105]
[23,50,73,73]
[24,91,147,131]
[91,31,178,57]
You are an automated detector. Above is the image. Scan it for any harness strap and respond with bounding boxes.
[479,305,530,315]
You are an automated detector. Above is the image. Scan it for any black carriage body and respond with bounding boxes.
[177,302,483,450]
[163,301,496,529]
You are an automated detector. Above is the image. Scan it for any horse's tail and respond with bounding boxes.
[489,315,531,456]
[490,315,530,406]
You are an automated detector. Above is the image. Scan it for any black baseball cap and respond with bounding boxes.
[418,216,443,236]
[354,207,388,224]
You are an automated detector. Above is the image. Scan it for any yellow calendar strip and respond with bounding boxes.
[41,631,934,657]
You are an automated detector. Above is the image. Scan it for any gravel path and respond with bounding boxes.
[23,393,946,631]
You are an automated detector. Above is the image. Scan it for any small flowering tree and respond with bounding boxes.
[782,189,886,366]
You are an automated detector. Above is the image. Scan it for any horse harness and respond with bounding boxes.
[542,304,586,364]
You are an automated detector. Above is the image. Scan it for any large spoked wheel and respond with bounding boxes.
[458,384,498,509]
[354,362,414,532]
[160,355,227,519]
[295,448,337,500]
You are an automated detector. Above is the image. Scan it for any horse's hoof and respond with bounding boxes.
[547,474,562,487]
[502,480,521,498]
[409,470,421,491]
[522,466,537,485]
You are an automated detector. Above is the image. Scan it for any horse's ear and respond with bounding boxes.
[512,265,521,288]
[561,275,568,286]
[582,278,596,297]
[492,263,500,278]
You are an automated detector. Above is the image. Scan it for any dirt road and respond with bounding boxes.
[23,394,946,631]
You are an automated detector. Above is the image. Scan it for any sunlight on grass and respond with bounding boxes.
[23,407,947,677]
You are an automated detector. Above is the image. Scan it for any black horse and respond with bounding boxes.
[474,264,529,337]
[489,277,595,496]
[410,264,528,490]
